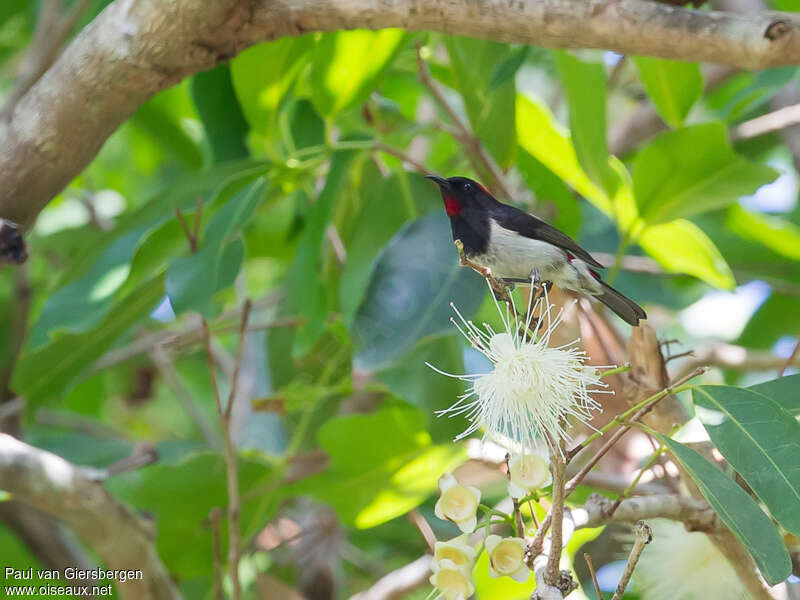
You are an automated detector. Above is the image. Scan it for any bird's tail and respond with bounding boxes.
[594,281,647,326]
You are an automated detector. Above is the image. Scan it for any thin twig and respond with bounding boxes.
[544,437,566,586]
[150,344,219,446]
[225,300,252,421]
[209,508,225,600]
[374,142,432,174]
[407,509,437,553]
[567,367,706,461]
[584,553,604,600]
[325,225,347,267]
[0,0,92,119]
[192,197,204,246]
[778,334,800,377]
[202,318,242,600]
[175,206,197,253]
[611,521,652,600]
[454,239,512,305]
[733,102,800,141]
[414,41,514,199]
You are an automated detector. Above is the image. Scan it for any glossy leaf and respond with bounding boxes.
[723,67,797,121]
[310,30,406,116]
[446,37,517,167]
[749,374,800,415]
[633,123,779,225]
[693,385,800,535]
[191,64,249,162]
[639,219,735,289]
[351,212,484,371]
[108,451,282,578]
[553,50,618,197]
[12,276,165,405]
[379,335,468,443]
[633,56,703,128]
[656,433,792,585]
[166,178,268,316]
[230,36,314,132]
[516,149,580,237]
[294,406,465,528]
[516,94,611,213]
[726,204,800,261]
[286,141,365,356]
[739,292,800,349]
[339,172,418,323]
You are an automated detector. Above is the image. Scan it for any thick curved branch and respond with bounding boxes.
[0,434,179,600]
[3,0,800,228]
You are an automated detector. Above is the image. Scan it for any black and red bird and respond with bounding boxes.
[426,175,646,326]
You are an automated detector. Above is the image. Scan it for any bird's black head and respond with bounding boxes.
[424,175,494,217]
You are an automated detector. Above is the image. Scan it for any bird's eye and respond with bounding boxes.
[463,182,473,192]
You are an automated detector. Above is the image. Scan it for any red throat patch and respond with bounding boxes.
[443,194,461,216]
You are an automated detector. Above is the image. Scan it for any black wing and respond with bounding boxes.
[493,204,604,269]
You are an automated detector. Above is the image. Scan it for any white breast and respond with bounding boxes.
[472,221,567,280]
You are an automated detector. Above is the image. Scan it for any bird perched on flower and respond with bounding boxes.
[425,175,646,326]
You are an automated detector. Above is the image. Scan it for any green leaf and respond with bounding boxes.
[378,335,468,443]
[132,101,204,170]
[693,385,800,535]
[351,212,484,371]
[310,30,406,116]
[29,228,147,347]
[639,219,735,289]
[294,406,465,528]
[749,374,800,415]
[339,172,416,324]
[13,276,165,405]
[553,51,618,198]
[489,46,530,90]
[632,56,703,128]
[633,123,779,225]
[516,94,612,215]
[286,141,365,356]
[739,292,800,349]
[655,434,791,585]
[516,149,580,237]
[723,67,797,121]
[191,64,250,162]
[166,178,268,316]
[446,37,517,167]
[726,204,800,261]
[108,451,282,578]
[230,36,314,133]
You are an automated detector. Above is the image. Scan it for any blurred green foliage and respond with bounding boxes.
[2,3,800,597]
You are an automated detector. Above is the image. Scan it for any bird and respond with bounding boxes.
[425,175,646,326]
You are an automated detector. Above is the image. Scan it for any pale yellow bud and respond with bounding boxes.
[485,535,529,582]
[434,473,481,533]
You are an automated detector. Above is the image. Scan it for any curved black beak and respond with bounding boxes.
[424,174,450,188]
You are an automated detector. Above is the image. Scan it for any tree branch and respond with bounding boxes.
[4,0,800,228]
[0,433,179,600]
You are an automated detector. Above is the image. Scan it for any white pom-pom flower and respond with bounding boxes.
[428,284,608,451]
[429,558,475,600]
[485,535,529,582]
[433,534,477,572]
[434,473,481,533]
[507,449,551,498]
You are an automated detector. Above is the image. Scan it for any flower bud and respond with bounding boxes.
[507,451,551,498]
[429,558,475,600]
[485,535,529,582]
[434,473,481,533]
[433,534,477,571]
